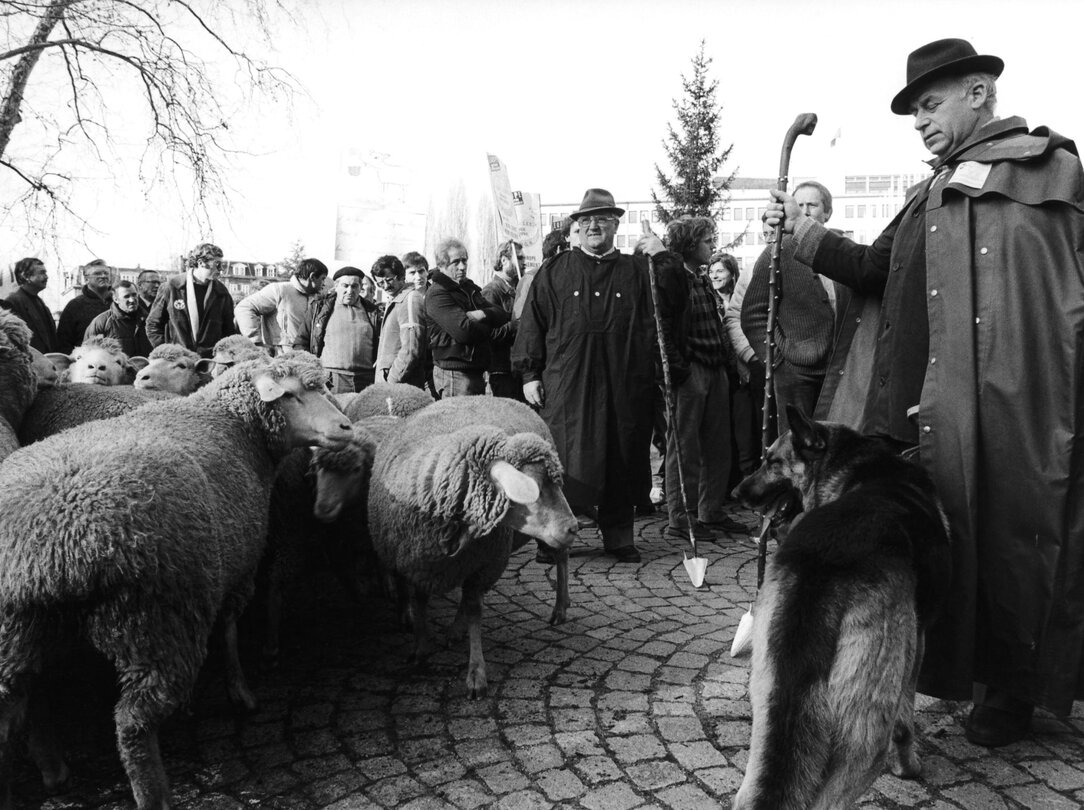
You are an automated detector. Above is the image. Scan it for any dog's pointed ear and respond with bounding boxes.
[788,405,826,453]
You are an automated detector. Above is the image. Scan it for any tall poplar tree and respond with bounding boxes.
[652,41,735,225]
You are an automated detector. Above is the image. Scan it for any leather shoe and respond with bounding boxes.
[608,546,642,563]
[700,516,752,535]
[965,693,1033,748]
[665,524,717,542]
[576,513,598,529]
[535,546,556,565]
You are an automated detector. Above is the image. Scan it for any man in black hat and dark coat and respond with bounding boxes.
[514,188,666,564]
[765,38,1084,746]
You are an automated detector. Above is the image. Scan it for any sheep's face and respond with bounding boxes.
[29,348,59,388]
[255,372,353,451]
[135,356,213,394]
[312,442,375,522]
[52,346,132,385]
[491,460,578,549]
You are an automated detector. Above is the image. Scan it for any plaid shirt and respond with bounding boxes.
[684,268,729,367]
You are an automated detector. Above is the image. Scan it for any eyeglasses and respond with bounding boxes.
[579,216,617,227]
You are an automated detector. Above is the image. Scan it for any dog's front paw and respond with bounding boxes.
[887,745,922,779]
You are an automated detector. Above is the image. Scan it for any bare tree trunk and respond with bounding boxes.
[0,0,72,162]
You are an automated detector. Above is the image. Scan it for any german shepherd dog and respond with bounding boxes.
[731,406,951,810]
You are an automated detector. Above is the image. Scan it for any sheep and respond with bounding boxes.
[343,380,433,420]
[210,334,268,378]
[259,415,399,666]
[17,384,175,445]
[45,336,148,386]
[28,348,59,389]
[0,353,353,810]
[368,396,579,698]
[133,343,214,394]
[0,311,35,462]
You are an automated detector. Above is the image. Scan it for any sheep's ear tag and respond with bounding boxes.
[490,460,540,504]
[255,374,287,402]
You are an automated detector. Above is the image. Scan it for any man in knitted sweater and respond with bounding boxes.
[742,181,847,435]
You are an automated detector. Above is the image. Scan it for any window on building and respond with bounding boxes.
[616,235,626,248]
[857,205,866,218]
[845,176,866,194]
[845,205,855,218]
[745,207,755,220]
[721,208,731,220]
[629,211,638,224]
[868,175,892,193]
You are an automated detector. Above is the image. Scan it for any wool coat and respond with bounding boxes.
[795,117,1084,714]
[146,274,236,358]
[512,248,655,512]
[5,287,58,353]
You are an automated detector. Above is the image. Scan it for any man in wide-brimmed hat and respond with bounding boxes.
[765,38,1084,746]
[514,188,664,563]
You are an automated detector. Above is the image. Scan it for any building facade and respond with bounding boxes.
[538,172,929,276]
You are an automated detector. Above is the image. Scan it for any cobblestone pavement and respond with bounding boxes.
[13,510,1084,809]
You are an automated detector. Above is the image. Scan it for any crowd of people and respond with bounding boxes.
[2,35,1083,754]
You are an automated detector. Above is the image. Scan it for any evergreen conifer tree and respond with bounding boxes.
[652,41,735,225]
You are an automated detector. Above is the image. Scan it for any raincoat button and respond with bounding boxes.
[930,225,937,232]
[975,316,981,324]
[855,316,861,323]
[923,425,932,433]
[930,289,938,297]
[616,293,621,298]
[930,357,937,364]
[574,291,580,296]
[594,291,600,297]
[980,247,988,255]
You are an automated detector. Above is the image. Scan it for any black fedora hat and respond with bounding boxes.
[890,38,1003,115]
[569,188,625,221]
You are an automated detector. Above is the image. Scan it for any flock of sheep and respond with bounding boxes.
[0,311,579,809]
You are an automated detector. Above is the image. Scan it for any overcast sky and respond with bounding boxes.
[4,0,1082,274]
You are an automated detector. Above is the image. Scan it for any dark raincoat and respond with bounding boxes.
[512,248,655,512]
[800,117,1084,714]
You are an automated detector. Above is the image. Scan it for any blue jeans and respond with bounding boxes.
[433,366,485,398]
[327,368,375,393]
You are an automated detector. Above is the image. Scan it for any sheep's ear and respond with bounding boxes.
[195,359,216,375]
[46,352,74,371]
[254,373,287,402]
[128,357,150,372]
[490,460,540,505]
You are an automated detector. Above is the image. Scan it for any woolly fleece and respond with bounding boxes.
[344,381,433,420]
[0,311,35,460]
[18,384,175,446]
[368,397,563,596]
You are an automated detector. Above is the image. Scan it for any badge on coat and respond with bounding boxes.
[951,161,991,189]
[173,300,186,310]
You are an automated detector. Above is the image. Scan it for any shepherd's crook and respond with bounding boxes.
[733,112,817,657]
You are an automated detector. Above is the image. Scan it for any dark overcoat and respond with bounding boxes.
[804,119,1084,714]
[512,248,655,511]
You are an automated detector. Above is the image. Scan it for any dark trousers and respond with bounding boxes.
[488,372,525,401]
[773,362,825,435]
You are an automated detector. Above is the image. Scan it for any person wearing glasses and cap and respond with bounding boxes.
[147,242,237,358]
[514,188,666,564]
[764,38,1084,747]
